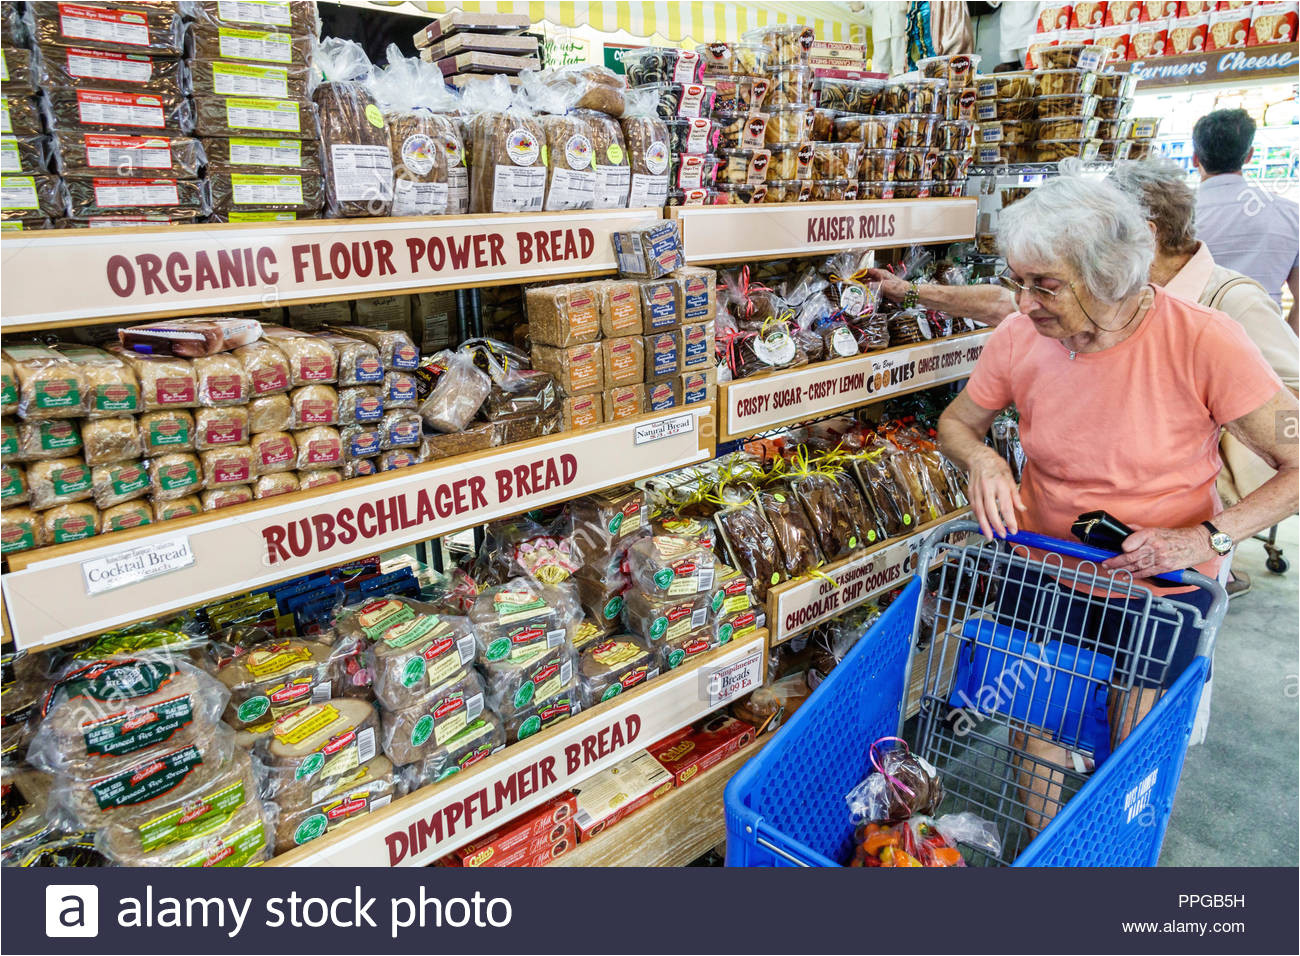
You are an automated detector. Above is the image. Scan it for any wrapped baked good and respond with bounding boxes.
[377,450,419,471]
[383,371,418,409]
[153,494,200,522]
[1,95,42,137]
[206,168,323,216]
[28,1,185,54]
[200,445,254,489]
[192,406,248,452]
[274,753,403,854]
[46,344,139,419]
[261,326,338,385]
[403,713,505,788]
[233,340,292,398]
[248,394,292,433]
[851,452,914,536]
[324,325,419,371]
[290,384,338,428]
[16,420,81,462]
[337,386,384,426]
[299,468,343,488]
[250,432,297,479]
[139,409,194,454]
[253,472,299,499]
[1,357,16,416]
[623,46,704,86]
[27,458,93,511]
[538,112,597,211]
[743,23,813,66]
[620,89,670,208]
[593,279,644,338]
[202,484,253,511]
[82,417,141,466]
[2,345,86,421]
[463,75,547,214]
[313,333,383,387]
[714,500,781,599]
[62,176,210,221]
[313,39,393,217]
[198,134,322,171]
[37,501,100,544]
[1,506,42,555]
[579,635,657,705]
[621,588,711,646]
[764,106,812,145]
[581,109,631,209]
[294,426,342,470]
[469,578,580,672]
[503,691,581,743]
[376,411,419,450]
[102,500,153,532]
[109,348,197,411]
[484,641,577,722]
[526,283,600,347]
[417,350,491,432]
[627,536,716,598]
[2,462,29,507]
[259,700,379,807]
[379,670,484,766]
[146,452,200,502]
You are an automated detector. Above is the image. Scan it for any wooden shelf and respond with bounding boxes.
[548,738,766,867]
[1,406,713,651]
[716,330,991,442]
[0,207,662,329]
[268,631,768,867]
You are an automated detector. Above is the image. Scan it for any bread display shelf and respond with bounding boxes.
[549,737,767,867]
[0,207,662,329]
[669,198,977,265]
[767,510,968,646]
[268,630,767,867]
[1,406,714,651]
[717,330,991,442]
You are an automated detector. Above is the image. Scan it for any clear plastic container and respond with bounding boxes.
[892,180,932,199]
[975,122,1005,145]
[717,147,771,185]
[764,179,812,202]
[860,148,898,182]
[763,105,813,144]
[766,142,814,180]
[976,71,1034,100]
[993,96,1037,120]
[934,150,973,180]
[715,182,768,204]
[1038,43,1111,71]
[764,65,812,108]
[941,87,978,122]
[1128,140,1153,160]
[667,187,719,207]
[666,117,721,154]
[1096,139,1133,162]
[1035,138,1102,163]
[671,153,722,189]
[735,43,773,76]
[934,120,973,151]
[1093,72,1139,99]
[902,76,948,115]
[1096,118,1135,140]
[896,113,937,148]
[930,179,965,197]
[859,180,895,200]
[810,108,840,142]
[742,24,813,66]
[697,41,739,75]
[742,74,773,112]
[874,82,907,115]
[975,98,999,122]
[1036,94,1099,119]
[1034,68,1097,96]
[641,82,717,120]
[814,76,885,113]
[1095,97,1134,121]
[811,142,862,180]
[895,148,938,182]
[916,53,981,87]
[707,74,747,113]
[715,110,769,149]
[834,114,898,149]
[809,179,849,201]
[623,47,705,86]
[1035,116,1101,140]
[1128,116,1161,140]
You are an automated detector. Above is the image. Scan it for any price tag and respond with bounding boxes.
[1018,174,1045,186]
[82,536,195,596]
[704,650,763,707]
[634,412,694,445]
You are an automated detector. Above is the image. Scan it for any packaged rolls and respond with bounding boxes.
[27,458,94,510]
[2,344,86,421]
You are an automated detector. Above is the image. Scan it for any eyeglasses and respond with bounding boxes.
[997,270,1065,300]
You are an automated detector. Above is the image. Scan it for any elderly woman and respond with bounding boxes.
[936,174,1298,828]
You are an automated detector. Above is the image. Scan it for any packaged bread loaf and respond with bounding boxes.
[260,699,379,806]
[503,692,581,743]
[294,426,342,470]
[190,352,251,407]
[186,53,313,101]
[234,340,292,397]
[42,85,193,135]
[362,607,477,712]
[92,460,150,509]
[621,588,711,646]
[37,501,100,544]
[486,643,577,721]
[62,176,209,221]
[543,65,626,116]
[1,356,16,415]
[578,635,657,705]
[378,410,421,450]
[469,578,580,673]
[288,300,352,331]
[28,1,185,54]
[417,350,491,432]
[563,394,603,430]
[195,407,249,451]
[403,713,505,788]
[101,499,153,532]
[200,446,254,489]
[531,342,603,397]
[646,379,681,411]
[621,90,671,207]
[540,112,597,211]
[82,417,141,466]
[325,325,419,371]
[380,670,487,766]
[464,75,548,213]
[188,16,316,67]
[1,506,42,555]
[187,0,322,34]
[581,109,631,209]
[2,345,86,421]
[383,371,418,409]
[603,383,645,420]
[206,167,324,215]
[17,420,82,462]
[352,294,412,332]
[300,468,343,488]
[338,385,384,425]
[139,409,194,454]
[254,472,299,499]
[525,283,600,347]
[214,638,338,735]
[261,326,338,385]
[109,348,197,411]
[314,334,383,386]
[420,422,494,461]
[27,458,93,511]
[594,279,643,337]
[313,38,394,217]
[201,134,322,174]
[250,431,296,474]
[47,344,139,419]
[154,494,200,522]
[290,385,339,427]
[248,394,292,433]
[148,452,202,501]
[2,462,29,507]
[274,754,404,854]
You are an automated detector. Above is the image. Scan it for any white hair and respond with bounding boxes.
[997,171,1154,304]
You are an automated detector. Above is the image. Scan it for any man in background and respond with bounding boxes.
[1193,108,1300,334]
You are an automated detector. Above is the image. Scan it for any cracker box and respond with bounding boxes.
[649,714,758,788]
[571,749,675,841]
[442,795,578,867]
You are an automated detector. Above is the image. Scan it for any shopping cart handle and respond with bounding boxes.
[1001,529,1193,587]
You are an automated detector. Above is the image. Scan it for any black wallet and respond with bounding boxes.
[1071,510,1133,551]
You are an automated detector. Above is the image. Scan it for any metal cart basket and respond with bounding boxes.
[725,519,1228,867]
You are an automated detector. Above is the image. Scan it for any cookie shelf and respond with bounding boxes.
[669,198,978,265]
[267,629,767,867]
[1,405,714,651]
[0,207,663,331]
[715,329,991,442]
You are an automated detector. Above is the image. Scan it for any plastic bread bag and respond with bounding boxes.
[503,690,581,744]
[0,768,56,851]
[101,790,278,867]
[275,754,406,854]
[627,535,717,598]
[846,736,945,825]
[417,349,491,433]
[338,385,385,425]
[26,457,92,510]
[248,430,294,474]
[108,347,198,411]
[232,340,291,398]
[203,484,253,512]
[541,64,626,117]
[2,344,88,421]
[16,419,82,462]
[619,87,670,207]
[309,37,393,217]
[244,394,289,434]
[402,713,505,788]
[62,175,208,220]
[461,74,546,214]
[209,638,338,735]
[184,0,322,35]
[483,642,576,720]
[787,468,866,561]
[47,343,141,419]
[2,463,30,508]
[0,506,43,556]
[313,332,383,386]
[293,425,342,470]
[26,1,186,53]
[256,699,379,808]
[28,655,229,779]
[289,383,338,428]
[35,502,99,545]
[829,467,885,548]
[1,355,17,415]
[469,577,581,671]
[206,167,323,216]
[42,86,194,136]
[382,370,418,409]
[200,445,255,489]
[621,588,711,646]
[260,326,338,385]
[325,325,419,371]
[379,670,487,767]
[154,494,201,522]
[367,45,461,217]
[851,449,914,536]
[253,472,299,499]
[364,610,477,713]
[46,129,194,179]
[713,494,782,600]
[91,459,150,509]
[882,445,936,524]
[577,108,631,209]
[578,634,658,706]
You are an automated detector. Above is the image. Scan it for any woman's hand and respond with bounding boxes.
[1101,526,1216,580]
[864,268,911,303]
[967,447,1026,540]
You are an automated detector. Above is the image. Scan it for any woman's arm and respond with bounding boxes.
[938,390,1026,539]
[865,268,1018,327]
[1104,388,1300,578]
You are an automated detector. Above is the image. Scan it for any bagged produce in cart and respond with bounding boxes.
[312,37,393,217]
[463,74,547,214]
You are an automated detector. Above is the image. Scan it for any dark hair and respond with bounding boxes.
[1192,109,1256,174]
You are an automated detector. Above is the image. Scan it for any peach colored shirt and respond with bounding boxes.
[965,284,1282,582]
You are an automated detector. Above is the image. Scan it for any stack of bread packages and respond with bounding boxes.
[413,9,537,91]
[312,37,394,218]
[2,5,63,230]
[188,0,322,222]
[25,653,279,865]
[23,0,202,225]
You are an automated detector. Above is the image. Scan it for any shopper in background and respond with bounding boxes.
[936,174,1299,830]
[1192,108,1300,335]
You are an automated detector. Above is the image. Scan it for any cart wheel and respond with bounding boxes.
[1266,555,1289,575]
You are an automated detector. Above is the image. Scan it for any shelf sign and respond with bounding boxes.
[0,208,658,325]
[1123,42,1299,89]
[634,412,694,445]
[82,536,194,596]
[705,650,764,707]
[721,332,990,440]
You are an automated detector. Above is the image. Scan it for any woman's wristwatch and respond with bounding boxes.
[1202,520,1233,555]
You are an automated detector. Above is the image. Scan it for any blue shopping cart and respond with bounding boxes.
[724,519,1228,867]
